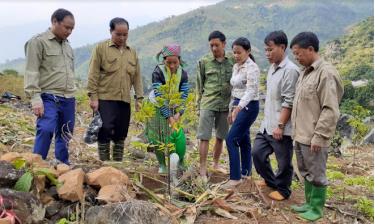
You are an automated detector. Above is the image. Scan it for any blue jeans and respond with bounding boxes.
[33,93,75,164]
[226,99,259,180]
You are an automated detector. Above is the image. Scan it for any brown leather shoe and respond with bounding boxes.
[268,191,285,201]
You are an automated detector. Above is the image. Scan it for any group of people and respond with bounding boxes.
[24,8,344,222]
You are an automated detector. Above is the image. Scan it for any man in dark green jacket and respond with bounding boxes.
[196,30,235,180]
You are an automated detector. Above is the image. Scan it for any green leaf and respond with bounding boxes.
[11,158,26,169]
[130,141,150,151]
[56,218,70,224]
[34,168,61,187]
[14,171,33,192]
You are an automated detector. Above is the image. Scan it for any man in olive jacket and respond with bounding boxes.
[24,8,75,165]
[290,32,344,222]
[87,17,143,161]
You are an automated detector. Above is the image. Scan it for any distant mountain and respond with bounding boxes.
[323,17,373,81]
[0,0,373,88]
[323,16,374,112]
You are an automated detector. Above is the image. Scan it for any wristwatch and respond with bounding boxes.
[278,123,285,130]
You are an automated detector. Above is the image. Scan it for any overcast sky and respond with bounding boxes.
[0,0,222,63]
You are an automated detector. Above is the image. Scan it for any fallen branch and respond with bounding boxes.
[254,181,271,208]
[224,190,235,200]
[153,203,180,224]
[280,210,290,223]
[247,209,259,224]
[195,190,209,204]
[325,204,370,223]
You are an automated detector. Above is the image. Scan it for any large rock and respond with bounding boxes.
[337,114,374,146]
[363,116,374,126]
[85,200,171,224]
[0,217,12,224]
[97,184,129,203]
[86,167,129,187]
[336,114,353,139]
[362,128,374,144]
[0,152,50,168]
[57,168,85,202]
[21,152,43,164]
[39,192,54,205]
[130,148,146,159]
[49,202,80,223]
[45,201,65,219]
[46,186,59,200]
[84,185,98,205]
[21,153,51,168]
[0,160,24,188]
[56,164,70,176]
[0,152,22,162]
[0,188,45,224]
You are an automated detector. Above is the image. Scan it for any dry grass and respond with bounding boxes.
[0,74,25,99]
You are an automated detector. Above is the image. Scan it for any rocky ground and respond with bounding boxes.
[0,99,373,224]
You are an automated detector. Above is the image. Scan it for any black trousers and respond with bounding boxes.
[98,100,131,143]
[252,131,293,198]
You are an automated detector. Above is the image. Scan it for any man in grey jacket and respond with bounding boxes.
[252,30,299,201]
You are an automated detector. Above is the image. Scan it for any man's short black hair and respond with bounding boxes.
[208,30,226,42]
[51,8,74,23]
[290,32,319,52]
[264,30,288,51]
[109,17,129,31]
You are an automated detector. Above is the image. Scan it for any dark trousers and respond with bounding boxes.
[226,100,259,180]
[98,100,130,143]
[33,93,75,164]
[252,131,293,198]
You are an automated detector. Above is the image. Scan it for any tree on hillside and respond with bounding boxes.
[2,69,18,76]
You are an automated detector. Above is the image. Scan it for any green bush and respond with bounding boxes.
[2,69,19,76]
[355,197,374,220]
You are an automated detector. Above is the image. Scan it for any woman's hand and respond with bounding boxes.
[231,106,241,123]
[173,112,180,121]
[227,113,232,125]
[168,116,176,127]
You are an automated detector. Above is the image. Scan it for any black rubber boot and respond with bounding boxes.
[113,141,125,161]
[98,142,110,161]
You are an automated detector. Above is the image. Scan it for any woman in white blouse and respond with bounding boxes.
[223,37,260,188]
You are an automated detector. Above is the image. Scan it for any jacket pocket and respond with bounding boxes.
[301,85,317,100]
[127,60,136,76]
[45,49,63,68]
[205,69,217,76]
[46,49,60,56]
[102,57,120,74]
[225,67,233,82]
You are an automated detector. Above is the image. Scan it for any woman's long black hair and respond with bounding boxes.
[232,37,255,62]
